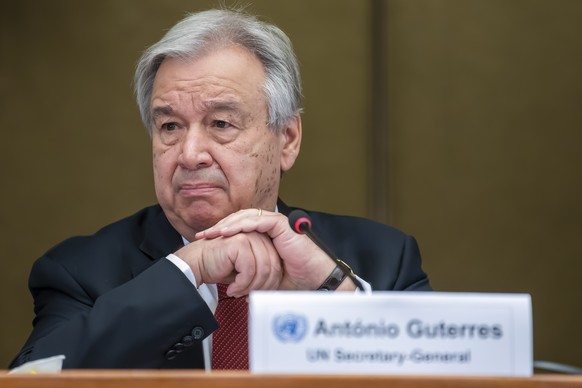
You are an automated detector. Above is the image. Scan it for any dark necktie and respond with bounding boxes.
[211,283,249,370]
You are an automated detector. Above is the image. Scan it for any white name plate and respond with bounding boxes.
[249,291,532,376]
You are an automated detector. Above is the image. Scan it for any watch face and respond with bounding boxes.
[328,276,341,289]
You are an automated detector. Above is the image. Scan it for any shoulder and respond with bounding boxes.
[279,201,430,291]
[282,202,411,247]
[280,202,419,267]
[310,210,408,240]
[44,205,164,260]
[30,205,170,298]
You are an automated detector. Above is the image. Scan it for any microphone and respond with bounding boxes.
[288,209,364,291]
[288,209,313,235]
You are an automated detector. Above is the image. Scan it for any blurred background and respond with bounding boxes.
[1,0,581,370]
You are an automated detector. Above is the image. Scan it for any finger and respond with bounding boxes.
[231,234,271,295]
[196,208,265,238]
[196,210,282,239]
[261,235,284,289]
[228,232,282,296]
[244,233,282,291]
[214,208,266,229]
[225,236,257,297]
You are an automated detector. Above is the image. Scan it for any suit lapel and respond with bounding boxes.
[277,198,293,216]
[132,206,184,277]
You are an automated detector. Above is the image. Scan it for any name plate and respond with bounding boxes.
[249,292,532,376]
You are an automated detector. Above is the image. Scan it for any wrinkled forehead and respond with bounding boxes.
[152,45,266,97]
[159,39,265,78]
[150,48,269,124]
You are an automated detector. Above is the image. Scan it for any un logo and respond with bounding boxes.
[273,313,308,343]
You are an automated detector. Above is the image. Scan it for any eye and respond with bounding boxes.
[214,120,232,129]
[161,122,179,131]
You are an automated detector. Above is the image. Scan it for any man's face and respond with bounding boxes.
[150,46,300,239]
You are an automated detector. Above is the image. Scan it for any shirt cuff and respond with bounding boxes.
[355,275,372,293]
[166,253,198,288]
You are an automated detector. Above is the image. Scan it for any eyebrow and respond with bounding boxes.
[152,100,243,117]
[202,99,243,113]
[151,99,248,126]
[152,105,174,120]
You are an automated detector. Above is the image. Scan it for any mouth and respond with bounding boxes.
[178,183,223,198]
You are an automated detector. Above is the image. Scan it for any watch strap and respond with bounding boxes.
[317,259,355,291]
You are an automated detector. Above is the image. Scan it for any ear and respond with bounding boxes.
[279,115,302,172]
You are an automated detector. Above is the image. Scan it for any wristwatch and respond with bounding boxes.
[317,259,356,291]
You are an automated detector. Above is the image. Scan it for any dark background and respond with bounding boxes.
[1,0,581,369]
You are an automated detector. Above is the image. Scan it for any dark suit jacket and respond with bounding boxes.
[10,202,430,369]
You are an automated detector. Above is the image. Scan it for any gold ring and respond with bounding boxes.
[257,208,263,217]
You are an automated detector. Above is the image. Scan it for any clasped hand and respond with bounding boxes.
[174,209,337,297]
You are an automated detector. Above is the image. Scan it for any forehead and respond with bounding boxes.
[152,46,267,107]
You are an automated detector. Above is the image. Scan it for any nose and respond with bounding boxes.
[177,127,213,170]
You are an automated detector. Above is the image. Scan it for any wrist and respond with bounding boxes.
[174,245,203,287]
[335,275,357,291]
[317,259,357,292]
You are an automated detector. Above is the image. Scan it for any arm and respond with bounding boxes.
[11,256,217,369]
[392,235,432,291]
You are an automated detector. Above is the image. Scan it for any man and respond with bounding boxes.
[11,9,430,370]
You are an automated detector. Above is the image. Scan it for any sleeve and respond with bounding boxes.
[10,256,218,369]
[166,253,198,287]
[392,235,432,291]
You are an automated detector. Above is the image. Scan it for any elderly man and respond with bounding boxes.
[11,9,430,370]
